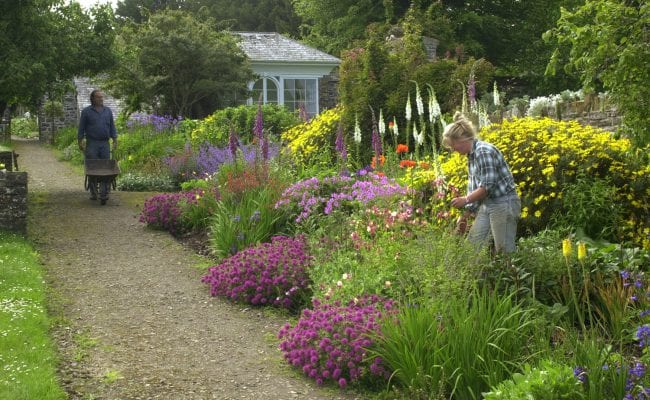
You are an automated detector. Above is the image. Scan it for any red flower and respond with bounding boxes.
[419,162,430,169]
[396,144,409,154]
[399,160,417,169]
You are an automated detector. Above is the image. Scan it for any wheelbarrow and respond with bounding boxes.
[84,158,120,204]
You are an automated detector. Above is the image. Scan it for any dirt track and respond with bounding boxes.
[14,138,358,400]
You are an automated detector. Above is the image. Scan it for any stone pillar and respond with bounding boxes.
[0,170,28,234]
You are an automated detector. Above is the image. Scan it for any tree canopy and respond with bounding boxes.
[545,0,650,147]
[105,10,254,119]
[0,0,115,117]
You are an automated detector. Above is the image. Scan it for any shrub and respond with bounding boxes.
[440,117,649,248]
[278,295,397,388]
[280,106,341,170]
[201,235,312,309]
[190,104,299,146]
[483,360,583,400]
[116,172,177,192]
[10,116,38,138]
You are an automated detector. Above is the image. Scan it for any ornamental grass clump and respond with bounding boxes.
[201,235,312,309]
[278,295,397,388]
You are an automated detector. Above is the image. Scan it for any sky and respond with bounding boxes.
[69,0,118,10]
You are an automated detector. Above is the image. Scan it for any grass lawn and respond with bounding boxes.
[0,231,65,400]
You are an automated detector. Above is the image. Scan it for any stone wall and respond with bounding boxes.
[501,101,622,133]
[319,70,340,112]
[0,170,28,234]
[38,91,79,144]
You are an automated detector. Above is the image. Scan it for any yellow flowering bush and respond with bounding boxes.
[437,117,648,248]
[281,106,342,169]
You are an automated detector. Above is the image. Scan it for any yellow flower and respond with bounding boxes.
[562,238,572,258]
[577,241,587,260]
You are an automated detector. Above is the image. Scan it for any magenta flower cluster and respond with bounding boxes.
[278,295,396,388]
[139,191,199,235]
[201,235,313,309]
[274,173,410,223]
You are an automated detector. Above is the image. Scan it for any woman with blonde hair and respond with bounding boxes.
[443,112,521,253]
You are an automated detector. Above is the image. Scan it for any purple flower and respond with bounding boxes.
[573,366,587,384]
[636,325,650,348]
[335,122,347,163]
[278,295,396,387]
[202,236,313,310]
[228,127,239,160]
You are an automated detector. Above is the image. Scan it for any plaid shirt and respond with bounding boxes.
[466,140,517,210]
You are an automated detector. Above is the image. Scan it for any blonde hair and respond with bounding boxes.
[442,111,477,148]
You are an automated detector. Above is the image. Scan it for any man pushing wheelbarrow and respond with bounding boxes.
[78,89,118,205]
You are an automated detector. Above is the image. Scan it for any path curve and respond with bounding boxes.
[14,138,357,400]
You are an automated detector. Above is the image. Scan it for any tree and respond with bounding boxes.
[106,10,255,118]
[0,1,115,122]
[545,0,650,147]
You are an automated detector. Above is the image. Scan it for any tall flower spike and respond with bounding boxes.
[414,81,424,116]
[335,121,347,162]
[562,238,572,258]
[413,122,420,145]
[353,114,362,144]
[493,81,500,107]
[427,85,441,121]
[577,241,587,260]
[378,109,386,138]
[405,92,412,121]
[254,100,263,141]
[391,117,399,139]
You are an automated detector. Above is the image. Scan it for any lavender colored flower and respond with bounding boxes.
[636,324,650,348]
[254,101,264,141]
[335,122,347,162]
[573,366,587,384]
[274,173,410,223]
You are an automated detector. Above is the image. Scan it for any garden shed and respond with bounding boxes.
[235,32,341,118]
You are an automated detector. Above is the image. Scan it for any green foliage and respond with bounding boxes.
[208,187,288,260]
[371,289,551,399]
[180,188,220,233]
[483,360,583,400]
[190,104,300,146]
[551,174,623,242]
[0,1,115,113]
[0,231,67,399]
[545,0,650,147]
[113,125,187,176]
[10,116,38,138]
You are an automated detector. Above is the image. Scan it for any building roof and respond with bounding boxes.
[235,32,340,65]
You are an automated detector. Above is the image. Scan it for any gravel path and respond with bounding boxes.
[14,138,359,400]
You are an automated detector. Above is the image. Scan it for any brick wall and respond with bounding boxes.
[0,170,28,234]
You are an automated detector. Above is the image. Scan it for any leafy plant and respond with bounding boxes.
[208,186,288,259]
[116,172,177,192]
[483,360,584,400]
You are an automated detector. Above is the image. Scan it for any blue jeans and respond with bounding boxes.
[85,140,110,200]
[467,193,521,253]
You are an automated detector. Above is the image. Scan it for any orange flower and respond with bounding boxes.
[396,144,409,154]
[371,154,386,169]
[399,160,417,169]
[419,162,430,169]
